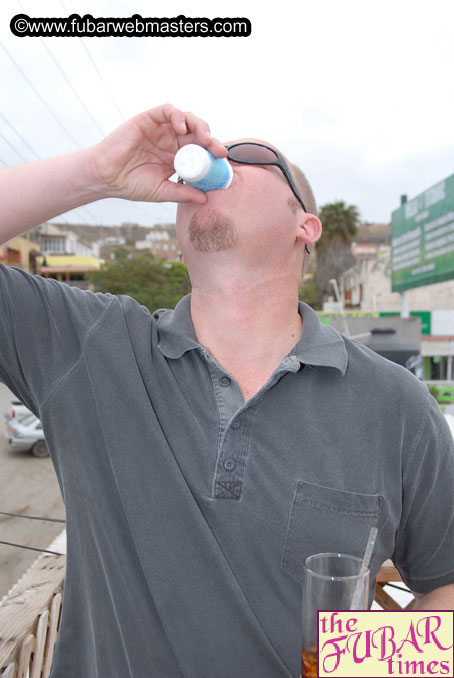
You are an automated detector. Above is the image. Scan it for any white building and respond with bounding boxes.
[145,230,170,242]
[136,230,171,250]
[37,223,100,258]
[342,245,454,312]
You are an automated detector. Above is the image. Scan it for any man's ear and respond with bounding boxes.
[297,214,322,247]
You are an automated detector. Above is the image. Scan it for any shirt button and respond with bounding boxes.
[223,458,237,471]
[231,418,241,429]
[220,376,231,387]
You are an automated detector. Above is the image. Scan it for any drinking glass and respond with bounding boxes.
[301,553,370,678]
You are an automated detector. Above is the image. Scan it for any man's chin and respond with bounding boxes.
[188,208,238,253]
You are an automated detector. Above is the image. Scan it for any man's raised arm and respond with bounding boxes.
[0,103,227,242]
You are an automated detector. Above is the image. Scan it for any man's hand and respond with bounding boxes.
[91,103,227,205]
[0,103,226,242]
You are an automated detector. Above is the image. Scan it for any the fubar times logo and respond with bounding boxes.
[317,611,453,677]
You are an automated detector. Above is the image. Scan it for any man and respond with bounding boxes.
[0,104,453,678]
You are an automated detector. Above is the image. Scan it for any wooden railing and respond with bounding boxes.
[0,553,65,678]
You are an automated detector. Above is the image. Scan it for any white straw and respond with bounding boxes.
[350,526,378,609]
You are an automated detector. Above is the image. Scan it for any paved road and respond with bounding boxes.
[0,382,65,599]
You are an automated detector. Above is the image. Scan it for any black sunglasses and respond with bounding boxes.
[177,142,311,254]
[226,143,311,254]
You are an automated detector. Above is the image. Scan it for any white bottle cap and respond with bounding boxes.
[174,145,211,182]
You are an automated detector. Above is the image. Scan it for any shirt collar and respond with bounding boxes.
[155,294,348,376]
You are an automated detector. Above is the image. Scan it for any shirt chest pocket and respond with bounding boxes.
[281,480,383,583]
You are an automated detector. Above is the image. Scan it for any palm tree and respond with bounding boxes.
[317,201,359,251]
[315,201,360,299]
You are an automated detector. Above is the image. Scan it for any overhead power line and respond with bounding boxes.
[0,510,65,523]
[63,204,100,225]
[37,37,107,138]
[0,41,81,150]
[0,128,28,163]
[0,540,64,556]
[56,1,174,223]
[16,0,106,138]
[60,0,126,124]
[79,39,126,123]
[4,1,176,227]
[0,111,40,161]
[0,116,98,224]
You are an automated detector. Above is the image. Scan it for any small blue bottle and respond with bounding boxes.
[174,144,233,191]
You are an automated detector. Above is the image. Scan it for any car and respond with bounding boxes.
[4,413,49,457]
[4,399,32,423]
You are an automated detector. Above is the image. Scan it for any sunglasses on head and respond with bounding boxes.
[177,141,312,254]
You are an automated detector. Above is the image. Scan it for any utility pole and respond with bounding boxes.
[401,290,410,318]
[399,195,410,318]
[330,278,350,337]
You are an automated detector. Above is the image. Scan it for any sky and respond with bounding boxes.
[1,0,453,229]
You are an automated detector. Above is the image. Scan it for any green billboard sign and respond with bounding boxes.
[391,173,454,292]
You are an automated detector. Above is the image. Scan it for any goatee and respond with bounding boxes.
[188,209,238,252]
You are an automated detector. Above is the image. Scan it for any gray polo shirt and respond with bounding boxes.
[1,263,453,678]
